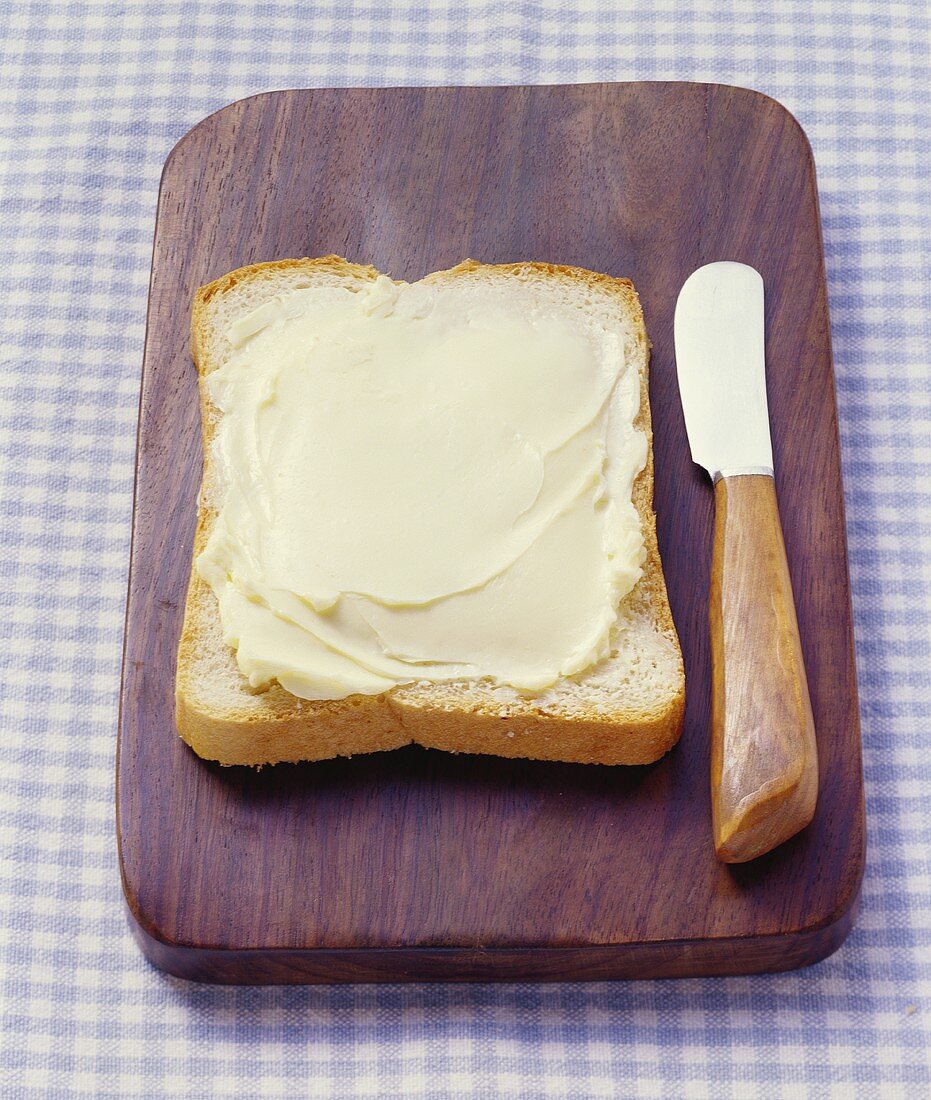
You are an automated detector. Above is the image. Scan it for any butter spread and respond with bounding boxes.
[197,274,647,699]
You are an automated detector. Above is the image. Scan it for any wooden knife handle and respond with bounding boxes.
[710,474,818,863]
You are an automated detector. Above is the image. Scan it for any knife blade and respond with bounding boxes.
[674,262,818,863]
[674,262,773,480]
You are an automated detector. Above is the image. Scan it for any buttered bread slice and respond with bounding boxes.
[176,257,684,765]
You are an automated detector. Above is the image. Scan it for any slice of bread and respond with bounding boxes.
[176,257,684,766]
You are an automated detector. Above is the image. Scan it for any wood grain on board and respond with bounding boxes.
[118,83,864,983]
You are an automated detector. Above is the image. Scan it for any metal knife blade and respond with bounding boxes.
[673,261,773,481]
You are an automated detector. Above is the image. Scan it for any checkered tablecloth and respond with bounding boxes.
[1,1,929,1096]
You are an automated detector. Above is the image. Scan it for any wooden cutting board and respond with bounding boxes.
[118,83,864,983]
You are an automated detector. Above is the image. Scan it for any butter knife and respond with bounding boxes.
[674,261,818,863]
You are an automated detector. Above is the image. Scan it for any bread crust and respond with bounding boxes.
[176,257,685,765]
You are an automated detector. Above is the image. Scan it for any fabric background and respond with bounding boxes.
[1,1,929,1096]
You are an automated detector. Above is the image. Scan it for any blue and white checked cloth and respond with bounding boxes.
[1,1,929,1097]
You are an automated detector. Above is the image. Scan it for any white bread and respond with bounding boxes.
[176,257,685,765]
